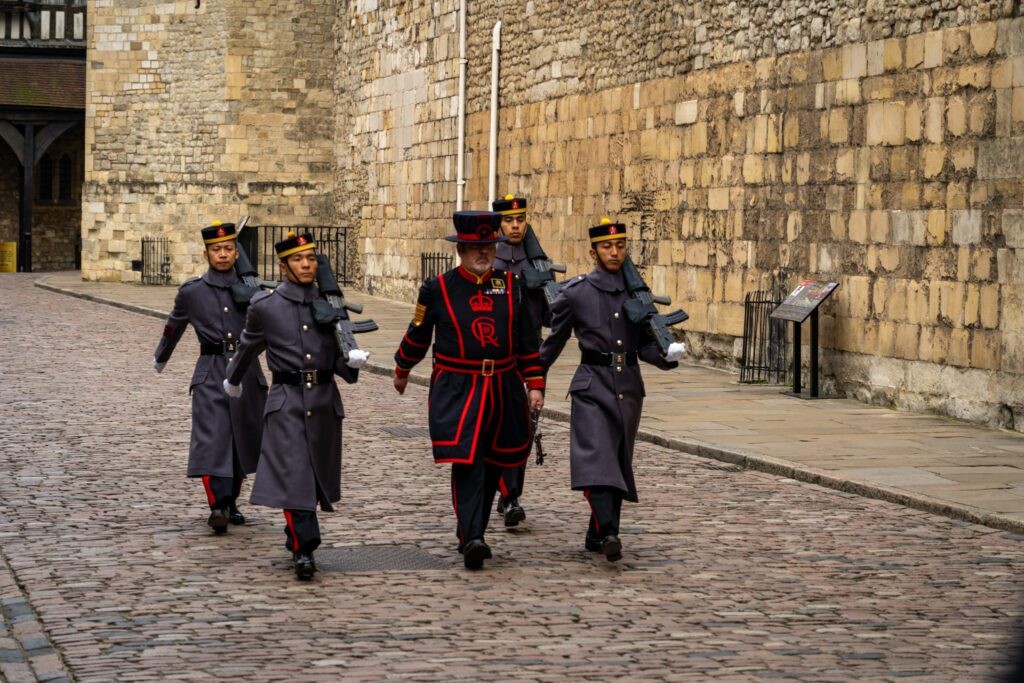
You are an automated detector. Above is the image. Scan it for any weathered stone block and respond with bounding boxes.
[952,209,982,245]
[947,96,967,137]
[675,99,699,126]
[971,22,998,58]
[923,30,944,68]
[978,137,1024,179]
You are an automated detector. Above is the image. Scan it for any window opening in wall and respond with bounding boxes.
[58,153,72,201]
[38,154,53,201]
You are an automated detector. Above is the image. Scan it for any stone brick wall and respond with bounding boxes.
[85,0,336,282]
[342,2,1023,429]
[89,0,1024,429]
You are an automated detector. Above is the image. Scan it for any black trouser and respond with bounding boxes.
[201,448,245,510]
[451,459,503,545]
[283,509,321,555]
[585,486,623,539]
[497,463,525,502]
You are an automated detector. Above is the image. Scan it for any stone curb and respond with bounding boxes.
[36,277,1024,537]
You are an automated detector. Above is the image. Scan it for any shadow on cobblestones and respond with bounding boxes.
[0,274,1022,681]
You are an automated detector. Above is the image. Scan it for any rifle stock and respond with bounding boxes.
[229,216,264,308]
[621,258,688,355]
[520,226,566,308]
[314,254,378,361]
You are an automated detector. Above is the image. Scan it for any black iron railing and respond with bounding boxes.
[740,290,788,384]
[140,237,171,285]
[420,252,452,281]
[238,225,353,285]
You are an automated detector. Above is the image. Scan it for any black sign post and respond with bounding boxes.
[769,280,839,399]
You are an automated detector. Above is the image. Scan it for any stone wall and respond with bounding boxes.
[344,2,1024,430]
[85,0,336,282]
[88,0,1024,429]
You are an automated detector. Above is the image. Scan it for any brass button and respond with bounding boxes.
[616,339,623,346]
[302,325,309,331]
[305,353,312,360]
[613,312,619,319]
[226,332,233,339]
[305,382,313,389]
[306,410,312,417]
[617,393,624,400]
[616,366,622,373]
[223,307,229,313]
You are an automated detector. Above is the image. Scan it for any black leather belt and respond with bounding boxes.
[580,349,638,367]
[272,369,334,387]
[200,340,238,355]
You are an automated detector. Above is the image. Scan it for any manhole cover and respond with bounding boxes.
[380,426,431,438]
[315,545,452,572]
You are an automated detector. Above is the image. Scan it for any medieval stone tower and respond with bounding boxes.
[86,0,1024,431]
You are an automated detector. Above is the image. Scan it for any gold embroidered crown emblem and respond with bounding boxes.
[469,291,494,313]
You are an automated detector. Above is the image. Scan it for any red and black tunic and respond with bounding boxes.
[395,266,545,466]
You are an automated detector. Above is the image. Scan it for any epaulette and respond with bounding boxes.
[250,289,274,306]
[179,276,201,289]
[561,274,587,290]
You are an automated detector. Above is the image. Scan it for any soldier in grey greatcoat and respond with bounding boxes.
[490,194,549,528]
[153,221,267,534]
[540,218,686,562]
[224,232,369,580]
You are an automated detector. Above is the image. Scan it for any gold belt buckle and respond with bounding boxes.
[303,370,316,388]
[614,353,624,365]
[481,359,495,377]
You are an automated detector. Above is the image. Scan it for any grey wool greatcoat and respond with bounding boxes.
[494,237,549,330]
[539,267,678,502]
[225,279,358,512]
[154,268,267,478]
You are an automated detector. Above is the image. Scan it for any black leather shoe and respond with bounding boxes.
[585,535,602,553]
[503,499,526,527]
[457,541,492,559]
[462,539,490,570]
[294,552,316,580]
[496,497,508,515]
[600,535,623,562]
[228,505,245,525]
[207,508,229,534]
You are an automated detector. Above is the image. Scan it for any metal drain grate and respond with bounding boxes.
[380,426,432,438]
[315,545,452,572]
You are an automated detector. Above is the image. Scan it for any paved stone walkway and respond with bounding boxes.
[35,271,1024,535]
[0,272,1020,680]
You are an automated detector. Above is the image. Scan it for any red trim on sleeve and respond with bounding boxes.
[394,367,410,379]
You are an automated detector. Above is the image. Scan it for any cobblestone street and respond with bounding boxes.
[0,273,1022,681]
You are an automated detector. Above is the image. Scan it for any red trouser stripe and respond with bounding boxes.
[201,476,217,507]
[283,510,300,553]
[498,477,509,499]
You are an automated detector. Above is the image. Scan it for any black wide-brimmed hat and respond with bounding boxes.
[201,221,237,245]
[589,217,629,244]
[445,211,506,244]
[274,231,316,259]
[492,194,527,216]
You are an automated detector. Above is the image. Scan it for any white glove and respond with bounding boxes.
[346,349,370,369]
[223,378,242,398]
[665,342,686,363]
[153,359,166,373]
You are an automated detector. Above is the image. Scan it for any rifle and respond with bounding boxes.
[311,253,378,361]
[229,216,266,309]
[621,257,689,356]
[519,225,566,310]
[531,409,546,466]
